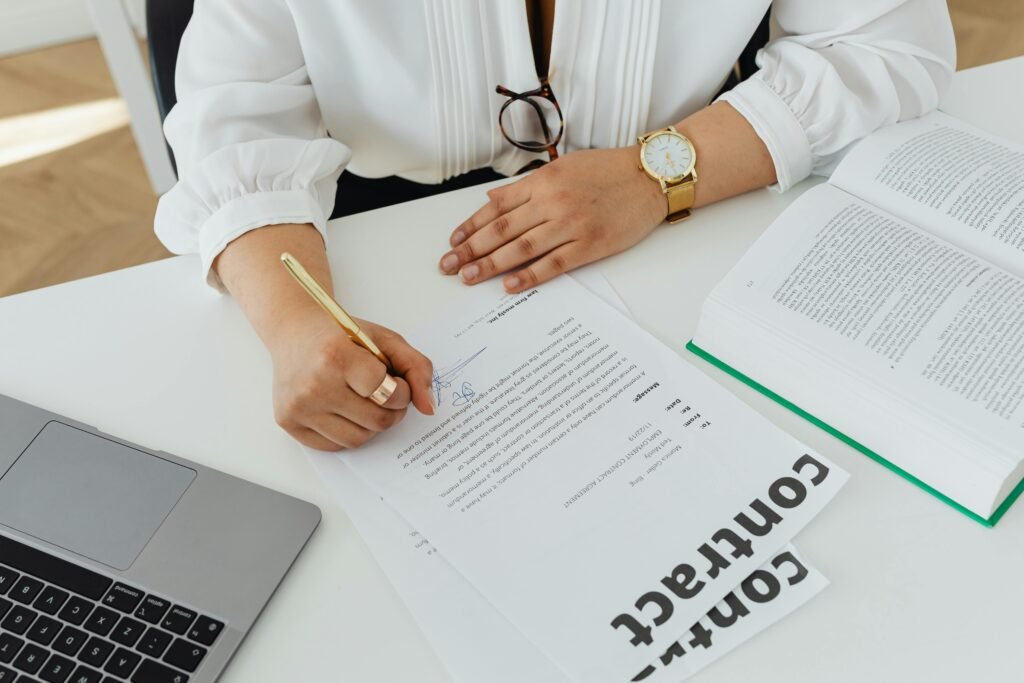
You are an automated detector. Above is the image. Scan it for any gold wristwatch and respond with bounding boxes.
[637,126,697,223]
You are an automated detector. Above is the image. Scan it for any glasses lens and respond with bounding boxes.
[500,96,561,151]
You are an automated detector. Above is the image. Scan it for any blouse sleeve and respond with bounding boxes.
[717,0,955,192]
[153,0,351,289]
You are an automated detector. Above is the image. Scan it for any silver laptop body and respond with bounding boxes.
[0,393,320,683]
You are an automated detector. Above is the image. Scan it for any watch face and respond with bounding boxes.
[642,132,694,181]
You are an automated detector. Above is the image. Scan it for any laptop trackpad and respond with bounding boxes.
[0,422,195,570]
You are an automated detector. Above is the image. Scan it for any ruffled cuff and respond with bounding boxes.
[155,138,350,290]
[195,189,329,289]
[718,76,813,193]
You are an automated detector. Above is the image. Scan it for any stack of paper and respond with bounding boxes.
[307,271,846,682]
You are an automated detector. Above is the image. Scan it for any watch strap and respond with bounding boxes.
[665,176,695,224]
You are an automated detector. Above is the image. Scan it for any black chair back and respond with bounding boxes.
[147,0,194,126]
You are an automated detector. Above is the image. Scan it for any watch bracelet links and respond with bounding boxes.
[665,178,694,224]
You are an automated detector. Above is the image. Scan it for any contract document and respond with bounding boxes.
[308,274,829,680]
[309,452,829,683]
[338,275,847,682]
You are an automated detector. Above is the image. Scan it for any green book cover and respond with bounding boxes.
[686,341,1024,527]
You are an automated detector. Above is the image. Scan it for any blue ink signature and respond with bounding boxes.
[432,347,486,407]
[452,382,476,407]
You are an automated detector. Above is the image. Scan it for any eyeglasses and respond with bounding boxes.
[495,78,564,174]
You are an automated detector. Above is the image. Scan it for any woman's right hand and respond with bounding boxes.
[267,310,435,451]
[213,222,434,451]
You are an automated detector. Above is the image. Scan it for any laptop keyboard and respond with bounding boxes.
[0,536,224,683]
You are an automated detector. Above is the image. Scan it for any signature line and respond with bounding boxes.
[432,347,487,406]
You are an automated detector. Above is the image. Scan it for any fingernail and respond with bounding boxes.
[451,230,466,246]
[504,275,520,290]
[460,264,479,282]
[440,253,459,273]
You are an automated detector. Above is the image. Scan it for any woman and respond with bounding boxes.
[155,0,955,451]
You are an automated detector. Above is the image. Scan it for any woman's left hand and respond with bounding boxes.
[438,147,669,293]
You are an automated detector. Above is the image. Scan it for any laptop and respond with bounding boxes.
[0,393,320,683]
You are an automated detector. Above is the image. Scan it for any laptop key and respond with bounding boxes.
[134,630,170,659]
[38,654,74,683]
[101,649,139,680]
[0,665,14,682]
[8,579,43,606]
[76,639,113,669]
[161,640,205,674]
[12,643,46,675]
[131,599,168,628]
[184,617,222,647]
[157,608,194,637]
[100,587,143,616]
[109,618,144,649]
[0,568,18,596]
[53,628,88,658]
[0,538,112,603]
[82,608,117,638]
[57,599,92,627]
[33,588,69,617]
[0,598,12,621]
[68,666,102,683]
[129,660,188,683]
[0,634,22,664]
[1,606,36,635]
[26,616,61,647]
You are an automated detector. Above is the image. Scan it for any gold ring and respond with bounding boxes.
[369,374,398,407]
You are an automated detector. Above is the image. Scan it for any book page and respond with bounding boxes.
[830,112,1024,278]
[704,184,1024,513]
[306,451,829,683]
[336,275,847,683]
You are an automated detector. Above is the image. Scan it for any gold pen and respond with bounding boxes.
[280,252,392,371]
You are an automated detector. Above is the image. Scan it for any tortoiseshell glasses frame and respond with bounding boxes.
[495,77,564,174]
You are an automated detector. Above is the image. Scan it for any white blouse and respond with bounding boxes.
[154,0,955,286]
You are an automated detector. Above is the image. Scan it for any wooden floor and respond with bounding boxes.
[1,2,1023,297]
[0,40,167,296]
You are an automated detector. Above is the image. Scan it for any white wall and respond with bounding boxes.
[0,0,146,58]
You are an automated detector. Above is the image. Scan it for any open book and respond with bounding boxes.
[691,112,1024,525]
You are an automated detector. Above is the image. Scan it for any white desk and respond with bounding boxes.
[2,56,1022,682]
